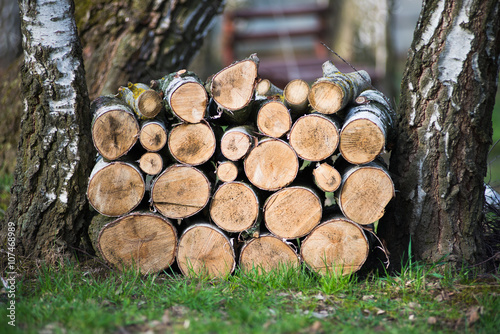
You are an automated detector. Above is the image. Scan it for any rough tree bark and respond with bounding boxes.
[1,0,94,260]
[379,0,500,269]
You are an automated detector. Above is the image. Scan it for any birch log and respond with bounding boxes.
[216,161,240,183]
[207,54,259,123]
[301,216,369,275]
[284,79,310,114]
[263,186,322,239]
[244,138,299,191]
[220,126,258,161]
[87,159,145,217]
[210,181,260,233]
[336,161,395,225]
[239,234,300,273]
[288,113,340,162]
[91,96,140,161]
[139,152,163,175]
[151,165,211,219]
[308,61,371,114]
[154,69,207,123]
[339,89,396,164]
[177,223,236,278]
[97,212,177,274]
[255,100,292,138]
[255,78,283,97]
[139,120,168,152]
[117,82,163,119]
[313,162,342,192]
[168,121,216,165]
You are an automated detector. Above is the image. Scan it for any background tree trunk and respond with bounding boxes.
[1,0,94,260]
[0,0,226,174]
[379,0,500,269]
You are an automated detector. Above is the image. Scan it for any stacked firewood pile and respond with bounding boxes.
[87,54,396,277]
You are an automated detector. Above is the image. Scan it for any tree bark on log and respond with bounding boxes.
[239,234,300,273]
[154,69,207,123]
[288,113,340,162]
[255,78,283,98]
[87,159,145,217]
[1,0,95,259]
[177,223,236,278]
[117,82,163,119]
[263,186,322,239]
[210,181,260,233]
[91,95,140,161]
[301,216,369,275]
[167,121,216,166]
[96,212,177,274]
[151,164,211,219]
[255,100,292,138]
[336,161,394,225]
[339,89,396,165]
[244,138,299,191]
[308,61,371,114]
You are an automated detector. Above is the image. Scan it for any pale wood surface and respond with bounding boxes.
[255,100,291,138]
[216,161,239,183]
[139,152,163,175]
[313,162,341,192]
[220,126,257,161]
[168,121,216,165]
[139,121,167,152]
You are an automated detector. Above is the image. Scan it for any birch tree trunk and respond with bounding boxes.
[1,0,94,260]
[379,0,500,268]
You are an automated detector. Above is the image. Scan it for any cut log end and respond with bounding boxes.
[301,218,369,276]
[211,59,258,111]
[139,122,167,152]
[170,81,207,123]
[220,127,256,161]
[210,182,259,233]
[98,213,177,274]
[284,79,310,112]
[137,90,163,118]
[340,119,385,165]
[177,224,235,278]
[152,165,211,219]
[313,163,341,192]
[264,186,322,239]
[88,161,145,217]
[244,139,299,191]
[92,109,139,161]
[168,122,216,165]
[216,161,239,183]
[308,81,343,114]
[139,152,163,175]
[339,166,394,225]
[256,101,292,138]
[288,114,339,162]
[239,235,300,273]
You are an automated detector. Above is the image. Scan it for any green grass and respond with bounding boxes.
[1,259,499,333]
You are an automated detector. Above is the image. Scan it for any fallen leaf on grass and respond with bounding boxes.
[466,306,483,325]
[427,316,437,325]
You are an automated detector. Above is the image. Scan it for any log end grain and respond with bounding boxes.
[88,162,145,217]
[139,122,167,152]
[301,218,369,275]
[168,122,216,165]
[170,81,207,123]
[137,90,163,118]
[313,163,341,192]
[152,165,211,219]
[288,114,339,162]
[177,224,235,278]
[92,109,139,160]
[210,182,259,233]
[216,161,239,183]
[211,59,258,111]
[339,166,394,225]
[220,129,255,161]
[264,186,322,239]
[256,101,292,138]
[284,79,310,111]
[308,81,343,114]
[239,235,300,273]
[339,119,385,165]
[139,152,163,175]
[244,139,299,191]
[98,213,177,274]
